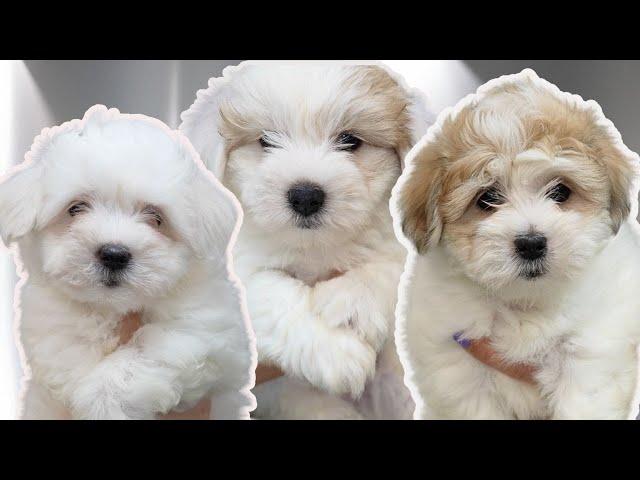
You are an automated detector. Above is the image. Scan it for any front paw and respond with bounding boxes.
[311,279,356,327]
[299,333,377,399]
[311,279,389,350]
[70,377,135,420]
[70,357,181,420]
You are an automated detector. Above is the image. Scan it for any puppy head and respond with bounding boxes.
[0,106,237,312]
[399,73,638,299]
[182,63,428,247]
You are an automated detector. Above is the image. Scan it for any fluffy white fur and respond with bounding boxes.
[0,106,255,419]
[181,62,430,419]
[393,70,640,419]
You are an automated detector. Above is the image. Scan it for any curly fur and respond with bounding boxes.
[0,105,255,419]
[181,62,431,419]
[393,70,640,419]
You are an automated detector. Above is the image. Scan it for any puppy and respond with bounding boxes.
[0,106,255,419]
[181,62,430,419]
[394,69,640,419]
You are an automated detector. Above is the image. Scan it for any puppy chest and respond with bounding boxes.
[489,308,570,363]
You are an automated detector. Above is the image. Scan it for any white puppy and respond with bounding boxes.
[181,62,430,419]
[0,106,255,420]
[393,69,640,419]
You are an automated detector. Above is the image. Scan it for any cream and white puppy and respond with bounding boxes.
[0,106,255,419]
[393,70,640,419]
[181,62,430,419]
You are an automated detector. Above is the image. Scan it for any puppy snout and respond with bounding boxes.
[287,182,325,217]
[514,233,547,261]
[97,244,131,271]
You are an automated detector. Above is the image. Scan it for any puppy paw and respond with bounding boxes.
[70,378,134,420]
[311,278,389,351]
[311,279,356,327]
[70,347,183,420]
[299,333,377,399]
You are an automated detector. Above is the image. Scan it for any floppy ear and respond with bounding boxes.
[585,121,639,234]
[186,171,239,261]
[179,76,231,181]
[399,143,446,254]
[0,164,43,246]
[603,148,637,234]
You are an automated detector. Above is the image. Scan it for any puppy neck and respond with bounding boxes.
[237,204,402,283]
[493,281,570,312]
[436,245,570,312]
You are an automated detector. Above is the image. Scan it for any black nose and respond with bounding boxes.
[97,244,131,271]
[514,233,547,261]
[287,183,325,217]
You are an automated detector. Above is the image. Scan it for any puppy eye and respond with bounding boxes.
[142,206,163,227]
[68,201,90,216]
[335,132,362,152]
[547,183,571,203]
[476,188,504,211]
[259,135,278,149]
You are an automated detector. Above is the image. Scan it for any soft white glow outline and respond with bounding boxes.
[389,68,640,420]
[178,60,432,418]
[0,104,258,419]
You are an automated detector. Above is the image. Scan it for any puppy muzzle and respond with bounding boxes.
[514,233,548,280]
[287,182,326,229]
[97,243,132,287]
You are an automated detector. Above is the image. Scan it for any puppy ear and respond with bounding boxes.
[604,149,637,234]
[179,76,231,181]
[398,143,446,254]
[186,170,239,260]
[0,164,43,246]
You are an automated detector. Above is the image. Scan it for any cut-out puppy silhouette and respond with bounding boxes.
[181,62,431,419]
[393,70,640,419]
[0,105,255,419]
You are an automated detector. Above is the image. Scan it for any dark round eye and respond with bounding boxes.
[68,201,89,216]
[259,135,277,149]
[547,183,571,203]
[335,132,362,152]
[142,206,163,227]
[476,188,504,211]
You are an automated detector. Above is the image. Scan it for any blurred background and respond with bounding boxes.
[1,60,639,419]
